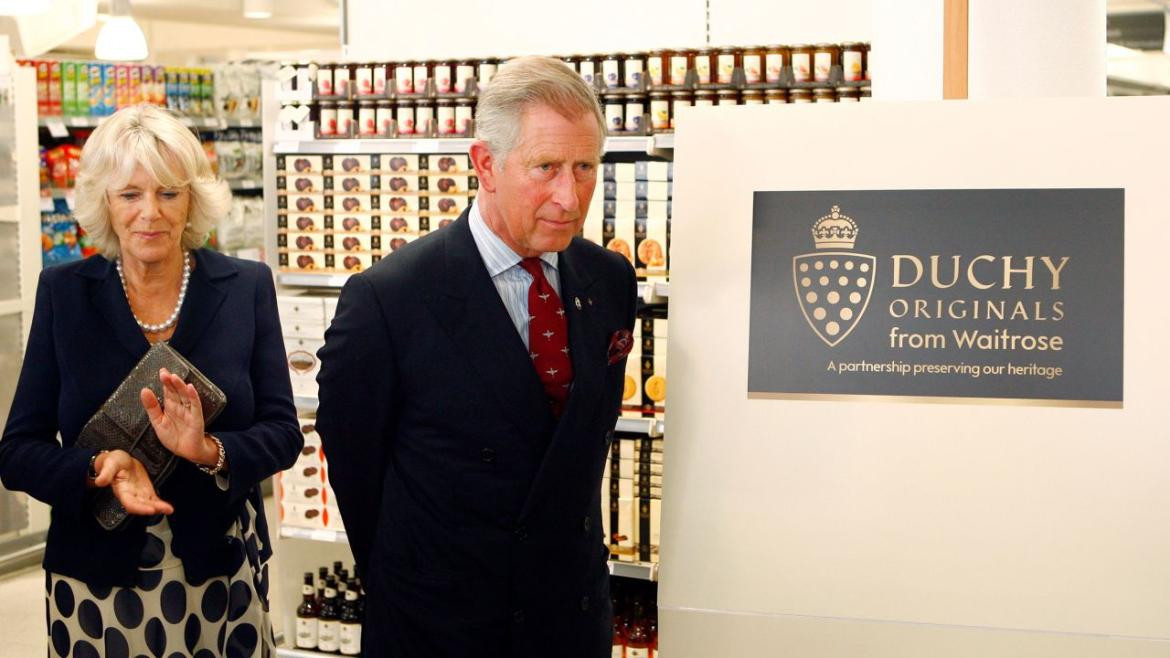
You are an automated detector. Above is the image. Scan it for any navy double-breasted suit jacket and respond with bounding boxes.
[316,210,637,657]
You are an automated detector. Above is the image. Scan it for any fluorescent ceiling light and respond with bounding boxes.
[95,0,148,61]
[0,0,51,15]
[243,0,274,19]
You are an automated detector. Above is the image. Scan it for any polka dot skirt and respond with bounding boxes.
[45,500,274,658]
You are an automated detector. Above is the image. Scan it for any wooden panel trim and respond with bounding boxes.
[944,0,969,99]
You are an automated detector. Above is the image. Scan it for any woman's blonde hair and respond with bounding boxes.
[74,104,231,259]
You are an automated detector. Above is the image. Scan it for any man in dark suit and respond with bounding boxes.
[315,56,637,657]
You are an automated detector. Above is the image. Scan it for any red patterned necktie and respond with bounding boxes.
[520,257,573,416]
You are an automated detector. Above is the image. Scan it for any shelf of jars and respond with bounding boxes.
[277,272,669,303]
[271,134,670,156]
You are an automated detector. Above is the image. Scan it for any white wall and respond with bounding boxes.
[662,96,1170,656]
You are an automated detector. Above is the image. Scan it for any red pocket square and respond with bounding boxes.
[607,329,633,365]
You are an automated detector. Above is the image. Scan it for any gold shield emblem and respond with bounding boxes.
[792,206,875,347]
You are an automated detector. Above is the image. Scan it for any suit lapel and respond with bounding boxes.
[424,214,555,434]
[168,250,233,355]
[518,241,606,520]
[80,256,150,359]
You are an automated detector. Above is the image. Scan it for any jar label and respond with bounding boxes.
[295,618,319,649]
[612,646,624,658]
[625,105,643,132]
[317,71,333,95]
[814,52,832,82]
[628,649,650,658]
[743,55,762,84]
[398,111,415,134]
[624,59,643,88]
[695,58,711,84]
[647,58,663,85]
[336,77,349,96]
[670,56,688,83]
[651,101,670,130]
[374,69,386,95]
[765,54,784,82]
[395,67,413,94]
[843,51,863,81]
[792,53,811,82]
[580,61,596,84]
[320,112,337,136]
[607,105,624,130]
[456,107,473,134]
[437,107,455,134]
[717,54,735,83]
[435,66,452,93]
[602,60,620,88]
[455,65,474,93]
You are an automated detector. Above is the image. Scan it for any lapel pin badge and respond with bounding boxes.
[574,297,582,310]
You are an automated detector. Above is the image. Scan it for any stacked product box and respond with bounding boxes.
[18,60,216,118]
[586,161,671,282]
[603,437,663,563]
[279,421,345,531]
[276,153,476,274]
[278,295,328,399]
[622,315,667,419]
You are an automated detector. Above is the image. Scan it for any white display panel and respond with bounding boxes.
[662,97,1170,656]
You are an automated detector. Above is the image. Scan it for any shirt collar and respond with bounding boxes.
[468,199,559,277]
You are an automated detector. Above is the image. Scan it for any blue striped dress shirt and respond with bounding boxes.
[468,200,562,351]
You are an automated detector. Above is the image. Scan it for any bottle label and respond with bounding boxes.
[302,584,314,596]
[295,618,318,649]
[318,620,340,652]
[612,645,625,658]
[340,623,362,655]
[628,649,650,658]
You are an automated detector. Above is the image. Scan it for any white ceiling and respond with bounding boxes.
[107,0,339,33]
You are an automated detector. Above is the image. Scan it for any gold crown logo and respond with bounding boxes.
[811,205,858,250]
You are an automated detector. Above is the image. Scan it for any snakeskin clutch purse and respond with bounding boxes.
[76,341,226,530]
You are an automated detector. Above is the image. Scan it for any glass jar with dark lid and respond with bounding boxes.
[318,100,337,136]
[840,42,868,82]
[647,50,669,87]
[601,53,622,90]
[742,90,764,105]
[625,93,647,133]
[790,45,814,83]
[742,46,766,85]
[602,93,624,133]
[577,54,599,87]
[454,97,475,135]
[357,99,378,135]
[375,99,393,135]
[693,48,715,85]
[764,45,790,85]
[790,89,812,103]
[669,90,693,129]
[812,87,836,103]
[436,98,456,134]
[649,91,671,131]
[623,52,646,89]
[716,47,741,85]
[693,89,715,107]
[764,88,787,104]
[433,60,454,94]
[813,43,841,83]
[454,60,476,94]
[668,49,692,87]
[715,89,739,106]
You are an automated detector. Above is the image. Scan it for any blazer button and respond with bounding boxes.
[604,430,614,444]
[581,595,590,611]
[513,609,526,624]
[514,524,528,540]
[583,516,591,532]
[481,448,496,463]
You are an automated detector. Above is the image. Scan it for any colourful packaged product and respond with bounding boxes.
[75,63,89,116]
[129,65,142,105]
[48,61,62,115]
[61,62,78,116]
[102,64,116,116]
[88,63,103,116]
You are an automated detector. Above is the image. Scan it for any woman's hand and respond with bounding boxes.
[92,450,174,516]
[141,367,220,466]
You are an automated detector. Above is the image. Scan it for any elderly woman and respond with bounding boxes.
[0,104,301,657]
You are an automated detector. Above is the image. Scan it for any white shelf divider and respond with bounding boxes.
[280,525,349,544]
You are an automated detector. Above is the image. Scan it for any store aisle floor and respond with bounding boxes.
[0,564,47,655]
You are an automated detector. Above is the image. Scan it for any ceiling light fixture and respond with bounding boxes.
[0,0,51,15]
[95,0,148,61]
[243,0,274,19]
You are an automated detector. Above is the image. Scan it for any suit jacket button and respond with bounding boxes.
[605,430,614,444]
[514,524,528,540]
[481,448,496,463]
[581,596,590,611]
[513,609,526,624]
[583,516,591,532]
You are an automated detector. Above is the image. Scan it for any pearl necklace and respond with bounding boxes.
[116,251,191,334]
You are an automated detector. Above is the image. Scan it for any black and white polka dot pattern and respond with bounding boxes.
[46,501,273,657]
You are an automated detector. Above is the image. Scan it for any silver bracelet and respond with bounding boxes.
[197,434,226,476]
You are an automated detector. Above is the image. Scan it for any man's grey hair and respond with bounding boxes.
[475,56,606,164]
